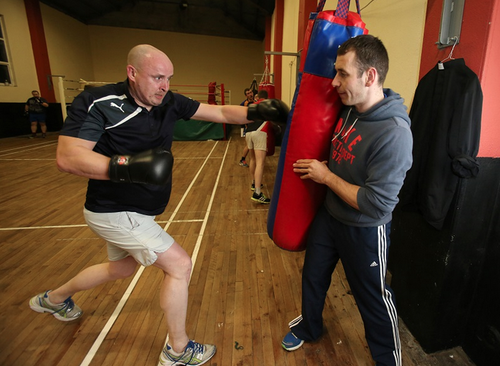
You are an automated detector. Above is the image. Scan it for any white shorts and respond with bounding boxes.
[246,131,267,151]
[83,208,175,266]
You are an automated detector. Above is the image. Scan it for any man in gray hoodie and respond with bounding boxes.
[281,35,413,366]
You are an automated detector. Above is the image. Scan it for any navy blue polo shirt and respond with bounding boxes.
[61,80,200,215]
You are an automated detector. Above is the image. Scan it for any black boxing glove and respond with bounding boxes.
[109,147,173,185]
[247,99,289,123]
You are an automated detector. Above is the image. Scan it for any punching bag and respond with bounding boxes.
[259,56,275,99]
[267,0,368,251]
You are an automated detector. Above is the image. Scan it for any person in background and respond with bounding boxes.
[240,88,255,107]
[25,90,49,138]
[253,90,265,104]
[281,35,413,366]
[238,88,256,167]
[28,44,289,366]
[239,145,249,168]
[245,89,281,204]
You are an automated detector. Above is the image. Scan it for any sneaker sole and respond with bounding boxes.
[251,197,270,204]
[158,346,216,366]
[29,297,82,322]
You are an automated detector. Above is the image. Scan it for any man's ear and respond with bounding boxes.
[365,67,378,87]
[127,65,136,80]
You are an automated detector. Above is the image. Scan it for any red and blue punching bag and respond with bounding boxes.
[267,0,368,251]
[259,57,275,99]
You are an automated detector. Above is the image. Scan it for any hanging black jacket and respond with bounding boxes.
[399,58,482,230]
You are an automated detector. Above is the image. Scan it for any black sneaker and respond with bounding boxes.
[251,192,270,204]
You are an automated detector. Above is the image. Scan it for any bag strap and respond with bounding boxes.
[316,0,327,12]
[260,56,272,85]
[317,0,361,17]
[249,78,258,91]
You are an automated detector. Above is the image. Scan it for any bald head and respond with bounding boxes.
[127,44,172,71]
[126,44,174,110]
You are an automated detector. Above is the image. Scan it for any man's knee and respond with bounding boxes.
[172,253,192,278]
[155,245,192,278]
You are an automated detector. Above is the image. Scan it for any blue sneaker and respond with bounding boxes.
[282,331,304,351]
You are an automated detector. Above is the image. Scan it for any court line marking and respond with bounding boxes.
[159,138,232,349]
[190,137,231,275]
[0,141,58,157]
[0,158,55,161]
[79,139,229,366]
[0,219,205,231]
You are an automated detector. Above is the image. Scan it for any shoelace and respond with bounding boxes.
[186,341,204,362]
[63,297,74,311]
[53,297,73,315]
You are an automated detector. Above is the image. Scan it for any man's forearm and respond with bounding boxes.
[324,171,360,210]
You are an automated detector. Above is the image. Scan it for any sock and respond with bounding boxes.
[167,344,183,356]
[44,292,62,306]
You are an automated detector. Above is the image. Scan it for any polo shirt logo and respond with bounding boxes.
[110,102,125,113]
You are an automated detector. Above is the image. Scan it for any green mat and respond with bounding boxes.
[173,119,229,141]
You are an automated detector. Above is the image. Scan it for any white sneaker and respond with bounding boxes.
[158,340,216,366]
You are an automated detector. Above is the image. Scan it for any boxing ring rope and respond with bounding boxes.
[170,83,230,105]
[51,76,231,122]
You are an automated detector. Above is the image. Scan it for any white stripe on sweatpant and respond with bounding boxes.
[377,224,402,366]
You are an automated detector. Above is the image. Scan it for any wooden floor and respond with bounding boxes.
[0,129,476,366]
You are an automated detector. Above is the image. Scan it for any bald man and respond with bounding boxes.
[29,44,289,366]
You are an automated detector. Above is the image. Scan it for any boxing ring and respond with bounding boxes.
[52,76,232,140]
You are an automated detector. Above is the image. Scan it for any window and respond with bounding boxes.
[0,15,13,86]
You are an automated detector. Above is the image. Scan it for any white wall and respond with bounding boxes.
[0,0,39,102]
[86,25,264,105]
[40,3,95,104]
[281,0,300,106]
[351,0,427,107]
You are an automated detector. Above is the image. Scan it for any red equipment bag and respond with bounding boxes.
[207,81,217,105]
